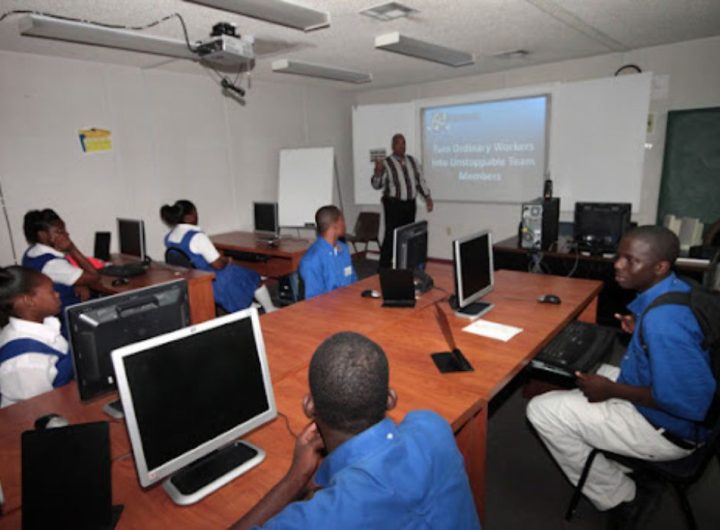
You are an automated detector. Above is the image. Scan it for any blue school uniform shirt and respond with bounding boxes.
[258,411,482,530]
[164,224,260,312]
[0,316,73,407]
[299,238,357,299]
[617,273,715,441]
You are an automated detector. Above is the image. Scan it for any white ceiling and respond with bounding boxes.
[0,0,719,91]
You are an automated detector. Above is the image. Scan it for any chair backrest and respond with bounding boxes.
[165,247,193,269]
[354,212,380,240]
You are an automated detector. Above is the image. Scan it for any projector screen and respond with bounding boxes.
[421,95,549,202]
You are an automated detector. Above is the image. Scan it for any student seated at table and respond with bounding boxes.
[160,200,277,313]
[231,331,482,530]
[299,206,357,300]
[22,209,110,330]
[0,266,73,408]
[527,226,715,529]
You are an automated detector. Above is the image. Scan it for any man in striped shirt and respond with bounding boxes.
[371,134,434,268]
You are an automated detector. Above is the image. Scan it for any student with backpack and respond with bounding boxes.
[527,226,716,529]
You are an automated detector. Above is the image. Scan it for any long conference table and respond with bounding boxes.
[0,263,601,529]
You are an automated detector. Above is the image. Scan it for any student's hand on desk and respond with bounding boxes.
[614,313,636,334]
[575,372,615,403]
[288,422,325,487]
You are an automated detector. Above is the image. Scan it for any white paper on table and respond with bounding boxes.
[462,319,523,342]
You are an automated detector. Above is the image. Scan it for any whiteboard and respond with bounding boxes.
[278,147,334,227]
[551,73,651,211]
[352,73,652,211]
[352,103,416,204]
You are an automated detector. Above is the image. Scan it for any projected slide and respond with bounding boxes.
[422,95,548,202]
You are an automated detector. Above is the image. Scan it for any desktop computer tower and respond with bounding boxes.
[520,198,560,251]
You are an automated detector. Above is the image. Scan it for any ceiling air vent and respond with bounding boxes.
[360,2,419,21]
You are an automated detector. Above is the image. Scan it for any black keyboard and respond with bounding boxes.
[100,263,148,278]
[223,250,270,263]
[532,321,617,377]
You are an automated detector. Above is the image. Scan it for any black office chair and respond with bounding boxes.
[345,212,381,254]
[164,247,193,269]
[565,414,720,529]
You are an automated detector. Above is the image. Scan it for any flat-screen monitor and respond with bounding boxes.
[393,220,433,292]
[393,220,428,271]
[66,280,190,411]
[452,231,495,319]
[574,202,632,254]
[111,308,276,505]
[253,202,279,237]
[117,218,147,260]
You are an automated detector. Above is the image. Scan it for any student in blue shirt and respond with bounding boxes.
[232,332,482,530]
[527,226,715,529]
[299,206,357,299]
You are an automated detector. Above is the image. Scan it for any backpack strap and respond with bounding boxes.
[638,291,691,352]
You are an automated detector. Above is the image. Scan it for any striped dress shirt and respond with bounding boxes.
[371,154,431,201]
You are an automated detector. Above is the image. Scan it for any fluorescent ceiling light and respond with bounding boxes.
[18,14,197,60]
[186,0,330,32]
[272,59,372,84]
[375,32,474,67]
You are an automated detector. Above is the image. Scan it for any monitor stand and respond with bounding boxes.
[163,440,265,506]
[448,295,494,320]
[102,399,124,420]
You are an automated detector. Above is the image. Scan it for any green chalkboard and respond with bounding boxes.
[657,107,720,226]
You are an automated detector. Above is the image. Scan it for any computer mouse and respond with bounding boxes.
[538,294,562,305]
[112,277,129,287]
[361,289,381,299]
[34,413,70,430]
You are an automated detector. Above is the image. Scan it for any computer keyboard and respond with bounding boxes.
[223,250,270,263]
[100,263,148,278]
[532,321,618,377]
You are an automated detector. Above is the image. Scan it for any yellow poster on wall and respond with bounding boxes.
[78,128,112,153]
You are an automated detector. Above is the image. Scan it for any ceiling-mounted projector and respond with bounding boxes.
[195,22,255,66]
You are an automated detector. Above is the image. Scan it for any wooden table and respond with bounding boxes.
[210,231,312,278]
[100,254,216,324]
[0,264,601,529]
[493,235,710,326]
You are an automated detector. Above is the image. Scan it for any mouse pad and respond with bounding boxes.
[22,421,121,530]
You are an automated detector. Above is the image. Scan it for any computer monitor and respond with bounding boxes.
[117,218,147,260]
[573,202,632,254]
[111,308,276,505]
[253,202,279,238]
[452,231,495,319]
[66,280,190,417]
[393,220,433,292]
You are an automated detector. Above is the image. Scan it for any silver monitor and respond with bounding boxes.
[111,308,276,505]
[452,230,494,319]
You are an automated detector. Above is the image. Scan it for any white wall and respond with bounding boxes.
[0,50,355,265]
[354,36,720,259]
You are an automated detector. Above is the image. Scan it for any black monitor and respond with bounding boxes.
[452,230,494,319]
[253,202,279,238]
[66,279,190,417]
[574,202,632,254]
[393,220,433,292]
[111,309,276,505]
[117,218,147,260]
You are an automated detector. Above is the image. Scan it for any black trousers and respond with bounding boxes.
[380,196,417,268]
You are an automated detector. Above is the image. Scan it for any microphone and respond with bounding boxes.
[221,78,246,97]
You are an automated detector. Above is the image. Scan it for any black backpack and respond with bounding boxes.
[639,282,720,426]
